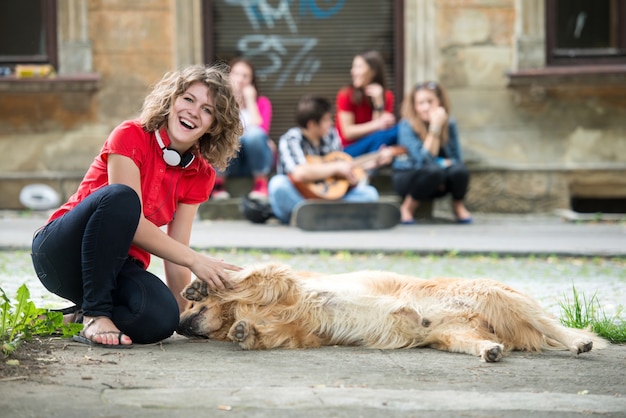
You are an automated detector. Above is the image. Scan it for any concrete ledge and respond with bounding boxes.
[0,172,84,210]
[2,167,625,216]
[554,209,626,223]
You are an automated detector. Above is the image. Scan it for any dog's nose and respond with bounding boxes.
[177,318,195,337]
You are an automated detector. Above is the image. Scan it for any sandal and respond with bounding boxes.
[72,317,133,349]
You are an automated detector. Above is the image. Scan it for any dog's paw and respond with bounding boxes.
[571,339,593,355]
[181,279,209,302]
[481,344,503,362]
[228,320,250,342]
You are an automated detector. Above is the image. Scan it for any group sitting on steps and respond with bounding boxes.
[216,51,472,229]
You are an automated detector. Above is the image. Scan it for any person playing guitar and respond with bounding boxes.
[268,95,402,225]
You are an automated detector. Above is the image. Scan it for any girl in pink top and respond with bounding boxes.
[212,57,274,201]
[31,64,243,348]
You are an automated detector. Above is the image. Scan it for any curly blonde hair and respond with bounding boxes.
[140,64,242,171]
[401,81,451,146]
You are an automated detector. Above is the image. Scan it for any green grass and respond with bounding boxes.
[559,284,626,343]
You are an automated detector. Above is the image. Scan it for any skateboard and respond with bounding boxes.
[290,201,401,231]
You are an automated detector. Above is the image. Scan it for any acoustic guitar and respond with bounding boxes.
[289,146,407,200]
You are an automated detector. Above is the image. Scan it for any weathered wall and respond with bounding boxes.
[419,0,626,211]
[0,0,177,208]
[89,0,175,126]
[1,0,625,213]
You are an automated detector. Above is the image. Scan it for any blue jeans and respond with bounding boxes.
[222,126,274,177]
[268,175,379,224]
[30,184,180,344]
[343,125,398,158]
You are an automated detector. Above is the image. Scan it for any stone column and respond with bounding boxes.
[404,0,437,90]
[174,0,203,68]
[515,0,545,70]
[57,0,93,74]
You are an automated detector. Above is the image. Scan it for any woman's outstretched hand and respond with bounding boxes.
[191,254,242,290]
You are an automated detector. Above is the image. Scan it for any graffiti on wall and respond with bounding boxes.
[225,0,346,88]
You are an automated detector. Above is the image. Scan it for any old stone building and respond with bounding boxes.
[1,0,625,214]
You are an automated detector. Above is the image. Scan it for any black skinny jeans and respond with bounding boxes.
[392,163,470,201]
[31,184,180,344]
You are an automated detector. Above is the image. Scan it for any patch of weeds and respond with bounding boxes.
[267,250,292,258]
[1,285,81,356]
[239,249,265,257]
[592,308,626,343]
[559,284,626,344]
[333,251,352,261]
[546,255,559,264]
[446,250,459,258]
[399,250,419,259]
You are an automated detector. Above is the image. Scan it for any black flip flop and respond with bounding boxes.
[72,317,133,349]
[72,332,133,349]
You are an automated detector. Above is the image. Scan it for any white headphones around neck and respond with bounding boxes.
[155,130,195,169]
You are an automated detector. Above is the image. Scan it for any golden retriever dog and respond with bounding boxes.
[177,262,607,362]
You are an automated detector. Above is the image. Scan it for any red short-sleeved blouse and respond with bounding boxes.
[335,86,394,148]
[48,120,215,268]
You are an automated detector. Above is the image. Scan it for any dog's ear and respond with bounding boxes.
[227,262,298,305]
[230,262,294,284]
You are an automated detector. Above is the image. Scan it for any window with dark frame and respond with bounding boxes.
[0,0,57,69]
[546,0,626,66]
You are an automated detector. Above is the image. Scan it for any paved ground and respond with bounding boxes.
[1,210,625,417]
[2,210,626,257]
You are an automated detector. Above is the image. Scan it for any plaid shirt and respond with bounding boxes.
[276,127,343,175]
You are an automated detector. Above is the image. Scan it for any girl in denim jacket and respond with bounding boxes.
[392,82,472,224]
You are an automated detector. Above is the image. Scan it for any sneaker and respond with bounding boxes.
[211,182,230,200]
[248,178,269,201]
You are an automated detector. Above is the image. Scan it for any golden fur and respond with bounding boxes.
[177,262,607,362]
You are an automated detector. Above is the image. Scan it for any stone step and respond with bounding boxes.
[197,173,435,221]
[197,194,435,221]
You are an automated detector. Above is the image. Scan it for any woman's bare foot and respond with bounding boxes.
[400,195,419,223]
[400,209,414,223]
[81,316,133,346]
[453,200,472,222]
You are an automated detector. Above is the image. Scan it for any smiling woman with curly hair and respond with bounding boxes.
[31,64,244,348]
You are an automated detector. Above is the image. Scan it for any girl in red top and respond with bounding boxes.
[31,64,243,348]
[335,50,398,159]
